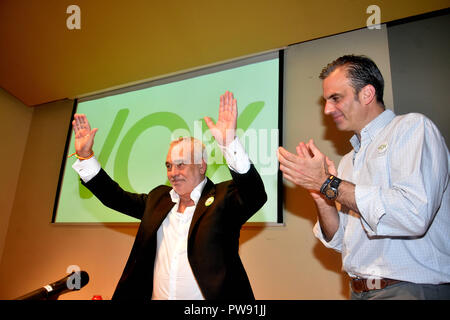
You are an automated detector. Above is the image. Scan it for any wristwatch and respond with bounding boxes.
[320,175,342,200]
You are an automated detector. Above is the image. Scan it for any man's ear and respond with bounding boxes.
[200,161,207,175]
[360,84,376,105]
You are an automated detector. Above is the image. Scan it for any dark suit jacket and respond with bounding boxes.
[82,164,267,300]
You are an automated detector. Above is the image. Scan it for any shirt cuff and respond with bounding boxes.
[355,184,386,236]
[218,137,251,174]
[313,220,343,252]
[72,156,101,183]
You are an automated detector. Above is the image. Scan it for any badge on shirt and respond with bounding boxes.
[205,196,214,206]
[377,143,388,154]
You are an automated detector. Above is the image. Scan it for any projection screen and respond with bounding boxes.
[53,51,283,224]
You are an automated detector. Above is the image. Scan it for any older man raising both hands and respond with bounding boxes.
[71,91,267,300]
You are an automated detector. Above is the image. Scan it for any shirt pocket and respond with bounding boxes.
[365,154,389,187]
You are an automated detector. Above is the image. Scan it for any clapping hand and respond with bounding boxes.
[278,139,335,194]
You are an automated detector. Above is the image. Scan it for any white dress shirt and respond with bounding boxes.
[151,178,207,300]
[314,110,450,284]
[73,137,251,299]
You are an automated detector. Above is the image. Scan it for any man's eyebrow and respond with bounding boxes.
[166,160,184,165]
[325,93,341,100]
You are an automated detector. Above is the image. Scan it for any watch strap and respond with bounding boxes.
[320,175,342,200]
[320,175,333,194]
[329,175,342,190]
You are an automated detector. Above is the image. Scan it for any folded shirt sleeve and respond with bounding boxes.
[72,157,102,183]
[313,218,344,253]
[218,137,251,174]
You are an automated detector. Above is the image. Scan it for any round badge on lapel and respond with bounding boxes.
[205,196,214,206]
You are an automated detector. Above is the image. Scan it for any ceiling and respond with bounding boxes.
[1,0,448,107]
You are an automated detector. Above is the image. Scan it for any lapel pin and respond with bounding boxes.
[377,143,388,154]
[205,196,214,206]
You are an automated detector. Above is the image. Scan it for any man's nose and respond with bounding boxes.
[170,166,181,177]
[324,101,335,115]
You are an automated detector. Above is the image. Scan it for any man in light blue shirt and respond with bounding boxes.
[278,55,450,299]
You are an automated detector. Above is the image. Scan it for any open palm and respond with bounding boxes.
[72,114,98,158]
[204,91,237,146]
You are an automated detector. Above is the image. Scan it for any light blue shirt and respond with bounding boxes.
[314,110,450,284]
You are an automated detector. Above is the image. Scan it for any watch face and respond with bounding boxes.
[325,188,336,199]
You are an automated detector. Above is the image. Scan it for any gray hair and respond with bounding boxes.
[169,137,208,164]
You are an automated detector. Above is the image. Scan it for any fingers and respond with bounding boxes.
[296,142,311,159]
[223,91,229,107]
[90,128,98,139]
[231,95,237,115]
[219,95,225,116]
[73,115,80,133]
[203,116,215,130]
[307,139,322,157]
[72,119,78,134]
[73,117,83,137]
[325,156,337,176]
[73,114,88,132]
[217,91,237,127]
[277,146,301,168]
[223,91,232,108]
[220,91,236,107]
[277,146,292,163]
[279,146,312,166]
[294,140,323,159]
[73,114,98,139]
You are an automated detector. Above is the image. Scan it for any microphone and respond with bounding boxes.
[15,271,89,300]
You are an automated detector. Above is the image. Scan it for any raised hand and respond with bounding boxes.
[72,114,98,158]
[203,91,237,146]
